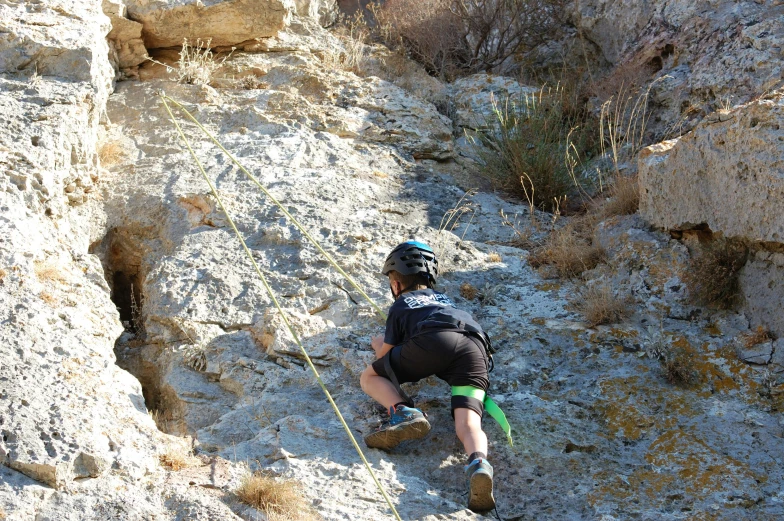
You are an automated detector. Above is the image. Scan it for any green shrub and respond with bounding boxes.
[474,85,599,211]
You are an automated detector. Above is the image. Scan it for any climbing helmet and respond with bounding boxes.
[382,241,438,285]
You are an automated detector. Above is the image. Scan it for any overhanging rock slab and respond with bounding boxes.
[639,91,784,244]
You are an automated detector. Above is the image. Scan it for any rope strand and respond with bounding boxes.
[160,94,402,521]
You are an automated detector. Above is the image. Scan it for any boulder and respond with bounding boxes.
[294,0,339,27]
[740,251,784,338]
[0,0,113,104]
[449,73,537,129]
[102,0,147,72]
[124,0,296,49]
[639,91,784,244]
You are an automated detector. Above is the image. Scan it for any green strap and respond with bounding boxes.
[452,386,513,447]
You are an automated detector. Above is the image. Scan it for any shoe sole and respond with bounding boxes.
[364,417,431,450]
[467,470,495,512]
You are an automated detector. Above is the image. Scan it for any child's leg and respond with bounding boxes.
[454,407,488,457]
[360,365,405,409]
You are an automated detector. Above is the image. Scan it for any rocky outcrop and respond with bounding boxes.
[0,0,113,106]
[2,0,784,519]
[103,0,147,73]
[639,91,784,244]
[124,0,295,49]
[567,0,784,133]
[449,73,537,130]
[639,90,784,336]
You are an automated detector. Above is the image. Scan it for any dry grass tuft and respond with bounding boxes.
[663,347,699,386]
[487,252,502,263]
[34,260,67,283]
[159,445,200,471]
[40,291,58,305]
[596,174,640,217]
[460,282,478,300]
[0,267,7,282]
[98,140,125,166]
[574,284,631,327]
[741,326,773,349]
[683,237,748,309]
[236,472,317,521]
[0,506,5,519]
[529,219,604,278]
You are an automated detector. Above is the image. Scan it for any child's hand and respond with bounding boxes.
[371,335,384,358]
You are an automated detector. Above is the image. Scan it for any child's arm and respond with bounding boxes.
[371,335,395,360]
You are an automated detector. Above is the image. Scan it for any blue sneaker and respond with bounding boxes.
[364,405,431,450]
[465,458,495,512]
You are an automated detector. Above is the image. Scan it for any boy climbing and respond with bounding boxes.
[359,241,501,513]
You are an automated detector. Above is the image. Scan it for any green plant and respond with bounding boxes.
[473,85,599,212]
[683,237,748,309]
[236,472,317,521]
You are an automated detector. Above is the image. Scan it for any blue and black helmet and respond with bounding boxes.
[382,241,438,285]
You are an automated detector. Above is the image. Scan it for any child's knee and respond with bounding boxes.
[359,364,376,392]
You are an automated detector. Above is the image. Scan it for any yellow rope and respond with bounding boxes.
[160,95,388,321]
[160,94,402,521]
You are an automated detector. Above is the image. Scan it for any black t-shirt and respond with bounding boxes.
[383,288,483,346]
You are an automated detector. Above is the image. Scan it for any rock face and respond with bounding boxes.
[639,91,784,335]
[103,0,147,72]
[124,0,296,49]
[567,0,784,133]
[639,91,784,243]
[2,0,784,520]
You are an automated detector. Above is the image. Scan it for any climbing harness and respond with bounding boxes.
[160,94,402,521]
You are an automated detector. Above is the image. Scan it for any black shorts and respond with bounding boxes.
[372,330,489,417]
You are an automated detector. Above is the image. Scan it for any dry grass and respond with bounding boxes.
[595,174,640,217]
[741,326,773,349]
[574,284,631,327]
[40,291,58,305]
[159,445,201,471]
[145,38,233,86]
[487,252,502,263]
[236,472,318,521]
[34,259,67,283]
[663,346,699,386]
[460,282,478,300]
[683,237,748,309]
[321,12,369,73]
[0,267,7,282]
[0,506,5,519]
[529,218,604,278]
[98,140,125,166]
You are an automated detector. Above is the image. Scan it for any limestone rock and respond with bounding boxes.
[740,250,784,338]
[0,0,113,107]
[103,0,147,72]
[294,0,339,27]
[639,91,784,244]
[124,0,296,49]
[449,73,537,129]
[567,1,784,133]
